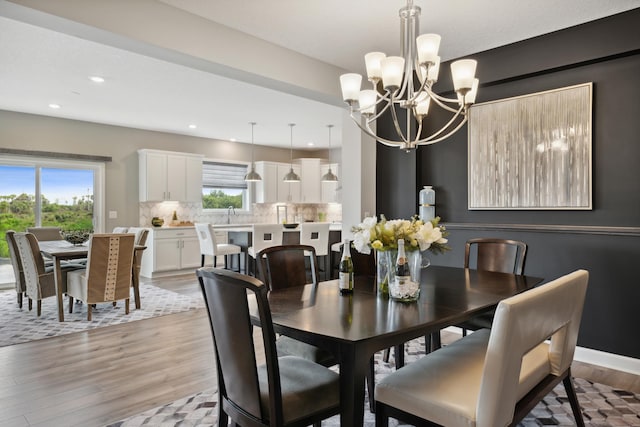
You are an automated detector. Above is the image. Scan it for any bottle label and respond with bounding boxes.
[339,272,352,291]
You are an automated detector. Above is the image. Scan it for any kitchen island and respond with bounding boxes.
[140,223,342,278]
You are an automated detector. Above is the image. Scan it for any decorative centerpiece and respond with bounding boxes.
[352,216,449,300]
[62,229,92,246]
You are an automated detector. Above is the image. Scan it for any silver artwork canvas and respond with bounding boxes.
[468,83,592,210]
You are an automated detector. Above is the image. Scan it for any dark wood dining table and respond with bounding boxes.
[249,265,543,427]
[39,240,146,322]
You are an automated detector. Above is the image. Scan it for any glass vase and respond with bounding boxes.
[376,249,430,301]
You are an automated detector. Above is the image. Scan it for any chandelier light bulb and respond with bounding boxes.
[359,90,378,116]
[451,59,478,92]
[365,52,386,81]
[381,56,405,90]
[415,92,431,117]
[340,73,362,102]
[416,33,441,65]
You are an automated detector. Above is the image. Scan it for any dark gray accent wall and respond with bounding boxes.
[377,9,640,359]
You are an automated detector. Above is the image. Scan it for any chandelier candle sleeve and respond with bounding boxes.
[339,0,480,150]
[339,239,354,295]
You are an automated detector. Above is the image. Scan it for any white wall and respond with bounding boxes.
[0,109,314,230]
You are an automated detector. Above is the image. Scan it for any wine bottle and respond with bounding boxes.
[339,239,354,295]
[395,239,410,284]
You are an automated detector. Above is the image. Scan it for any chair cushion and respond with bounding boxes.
[376,329,551,427]
[257,355,340,425]
[66,269,88,302]
[215,243,242,256]
[276,336,336,367]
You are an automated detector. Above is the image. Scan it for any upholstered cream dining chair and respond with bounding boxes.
[26,226,64,241]
[194,223,242,271]
[66,233,135,321]
[5,231,26,308]
[247,224,283,277]
[127,227,150,309]
[375,269,589,427]
[13,232,82,316]
[299,222,330,280]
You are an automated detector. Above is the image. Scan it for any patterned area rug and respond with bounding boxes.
[109,339,640,427]
[0,284,205,347]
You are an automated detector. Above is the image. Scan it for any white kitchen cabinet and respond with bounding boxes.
[321,163,340,203]
[254,161,279,203]
[277,163,301,202]
[138,149,203,202]
[298,158,322,203]
[140,227,201,277]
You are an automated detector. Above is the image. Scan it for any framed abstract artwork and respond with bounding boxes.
[468,82,592,210]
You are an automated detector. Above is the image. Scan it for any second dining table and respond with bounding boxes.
[249,265,543,427]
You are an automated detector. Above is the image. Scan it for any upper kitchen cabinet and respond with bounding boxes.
[255,161,301,203]
[321,163,340,203]
[254,161,278,203]
[298,158,322,203]
[138,149,203,202]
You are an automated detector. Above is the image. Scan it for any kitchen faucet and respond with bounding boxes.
[227,206,236,224]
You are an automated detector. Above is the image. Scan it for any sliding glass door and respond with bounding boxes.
[0,156,104,286]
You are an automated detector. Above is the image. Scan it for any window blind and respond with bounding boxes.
[202,161,248,190]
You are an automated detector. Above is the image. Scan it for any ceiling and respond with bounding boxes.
[1,0,638,149]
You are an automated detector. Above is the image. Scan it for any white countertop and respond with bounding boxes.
[150,223,342,232]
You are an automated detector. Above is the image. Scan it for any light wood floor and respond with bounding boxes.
[0,273,638,427]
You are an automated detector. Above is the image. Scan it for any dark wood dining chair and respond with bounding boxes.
[257,244,335,366]
[458,238,528,335]
[197,267,341,427]
[375,270,588,427]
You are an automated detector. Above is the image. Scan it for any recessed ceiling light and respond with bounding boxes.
[307,142,314,147]
[230,138,237,142]
[89,76,105,83]
[48,103,61,109]
[188,124,197,129]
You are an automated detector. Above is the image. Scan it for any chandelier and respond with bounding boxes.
[339,0,479,151]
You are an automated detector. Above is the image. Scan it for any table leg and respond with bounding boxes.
[340,345,368,427]
[53,257,65,322]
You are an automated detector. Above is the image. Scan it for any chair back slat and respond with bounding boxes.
[299,223,330,256]
[258,245,318,290]
[195,223,217,257]
[251,224,284,254]
[478,270,588,426]
[464,238,527,274]
[26,227,63,241]
[85,234,134,302]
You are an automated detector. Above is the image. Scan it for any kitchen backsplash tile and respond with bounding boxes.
[139,202,341,227]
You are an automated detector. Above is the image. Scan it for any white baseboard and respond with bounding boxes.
[574,346,640,376]
[442,327,640,376]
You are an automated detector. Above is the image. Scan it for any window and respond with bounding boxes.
[201,160,250,211]
[0,156,105,285]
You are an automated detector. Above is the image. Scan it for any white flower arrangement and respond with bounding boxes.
[351,215,450,255]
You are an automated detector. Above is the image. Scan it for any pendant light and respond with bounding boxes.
[283,123,301,182]
[244,122,262,181]
[321,124,338,182]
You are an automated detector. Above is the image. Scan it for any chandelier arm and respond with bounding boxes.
[388,94,410,143]
[421,108,466,143]
[406,68,432,104]
[349,111,403,147]
[427,90,465,114]
[429,90,464,104]
[417,116,469,145]
[352,98,392,124]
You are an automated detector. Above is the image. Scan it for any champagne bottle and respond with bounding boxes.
[395,239,410,285]
[339,239,354,295]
